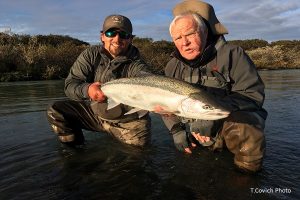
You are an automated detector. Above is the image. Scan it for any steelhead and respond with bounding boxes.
[101,75,230,120]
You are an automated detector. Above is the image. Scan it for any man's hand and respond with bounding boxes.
[88,82,106,102]
[153,105,174,117]
[190,131,215,147]
[172,130,192,153]
[189,120,219,146]
[191,132,211,143]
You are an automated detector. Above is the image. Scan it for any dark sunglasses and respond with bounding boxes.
[104,29,132,40]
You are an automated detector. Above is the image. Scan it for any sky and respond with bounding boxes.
[0,0,300,44]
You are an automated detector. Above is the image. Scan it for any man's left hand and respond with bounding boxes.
[191,132,211,144]
[153,105,174,116]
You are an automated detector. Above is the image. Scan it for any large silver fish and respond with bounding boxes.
[101,75,230,120]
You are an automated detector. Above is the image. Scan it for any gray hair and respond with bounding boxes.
[169,13,208,38]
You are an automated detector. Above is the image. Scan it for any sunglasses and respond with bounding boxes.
[104,29,132,40]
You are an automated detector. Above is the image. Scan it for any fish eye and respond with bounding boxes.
[202,105,212,110]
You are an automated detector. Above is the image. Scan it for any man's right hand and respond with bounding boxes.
[88,82,106,102]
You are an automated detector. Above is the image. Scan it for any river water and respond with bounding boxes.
[0,70,299,200]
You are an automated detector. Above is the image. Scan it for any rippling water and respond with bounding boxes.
[0,70,299,200]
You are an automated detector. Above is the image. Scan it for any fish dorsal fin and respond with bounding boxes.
[107,98,120,110]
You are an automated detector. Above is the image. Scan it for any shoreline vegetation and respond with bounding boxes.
[0,33,299,82]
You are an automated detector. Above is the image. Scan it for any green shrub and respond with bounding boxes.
[0,33,299,82]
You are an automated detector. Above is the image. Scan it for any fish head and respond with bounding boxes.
[179,93,230,120]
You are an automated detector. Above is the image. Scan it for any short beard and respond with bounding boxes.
[109,46,126,57]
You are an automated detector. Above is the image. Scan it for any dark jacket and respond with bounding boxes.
[64,45,150,122]
[163,36,267,132]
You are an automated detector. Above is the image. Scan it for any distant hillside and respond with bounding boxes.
[0,33,299,81]
[0,33,88,81]
[132,38,300,73]
[0,33,89,46]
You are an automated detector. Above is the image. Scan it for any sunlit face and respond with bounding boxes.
[171,16,207,60]
[101,29,132,58]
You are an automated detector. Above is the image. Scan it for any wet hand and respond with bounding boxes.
[153,105,174,117]
[88,82,106,102]
[187,132,197,148]
[191,132,211,143]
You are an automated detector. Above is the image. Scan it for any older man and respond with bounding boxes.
[162,0,267,173]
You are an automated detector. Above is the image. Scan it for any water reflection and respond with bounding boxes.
[0,80,66,115]
[260,69,300,91]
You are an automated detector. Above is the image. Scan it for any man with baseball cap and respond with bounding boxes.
[102,14,133,35]
[160,0,267,173]
[47,14,152,147]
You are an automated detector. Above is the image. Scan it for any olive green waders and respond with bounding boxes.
[47,100,151,146]
[211,111,266,172]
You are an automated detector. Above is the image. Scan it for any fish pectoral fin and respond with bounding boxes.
[124,107,143,115]
[107,98,120,110]
[137,110,149,118]
[124,108,148,118]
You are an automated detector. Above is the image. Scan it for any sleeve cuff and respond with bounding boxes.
[81,83,91,99]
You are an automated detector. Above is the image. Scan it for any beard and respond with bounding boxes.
[108,43,127,57]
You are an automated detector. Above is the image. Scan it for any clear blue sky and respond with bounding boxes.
[1,0,300,44]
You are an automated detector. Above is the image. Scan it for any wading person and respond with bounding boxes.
[162,0,267,173]
[47,14,151,147]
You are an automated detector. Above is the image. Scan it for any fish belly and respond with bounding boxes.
[102,84,187,113]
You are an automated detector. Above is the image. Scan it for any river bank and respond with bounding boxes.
[1,33,299,82]
[1,67,299,82]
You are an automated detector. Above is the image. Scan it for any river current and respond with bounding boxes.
[0,70,299,200]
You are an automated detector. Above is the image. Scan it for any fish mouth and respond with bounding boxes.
[217,110,230,115]
[202,110,230,120]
